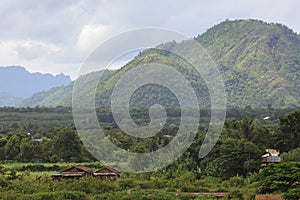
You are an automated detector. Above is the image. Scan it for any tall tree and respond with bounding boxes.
[19,138,34,162]
[51,128,82,162]
[216,138,261,179]
[4,135,21,160]
[0,137,7,160]
[237,116,256,141]
[275,110,300,152]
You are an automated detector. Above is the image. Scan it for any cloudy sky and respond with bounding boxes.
[0,0,299,79]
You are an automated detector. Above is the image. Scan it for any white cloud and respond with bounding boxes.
[0,39,79,79]
[77,24,116,52]
[15,39,60,60]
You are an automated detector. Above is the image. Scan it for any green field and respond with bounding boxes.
[0,162,299,199]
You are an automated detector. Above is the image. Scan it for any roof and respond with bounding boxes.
[265,149,280,156]
[94,173,118,176]
[94,166,120,175]
[60,165,93,173]
[61,172,86,177]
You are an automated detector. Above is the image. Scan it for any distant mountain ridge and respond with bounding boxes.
[0,66,71,106]
[18,19,300,108]
[0,91,22,106]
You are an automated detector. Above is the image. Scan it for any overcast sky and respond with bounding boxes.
[0,0,299,79]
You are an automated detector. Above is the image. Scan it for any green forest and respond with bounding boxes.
[0,106,299,199]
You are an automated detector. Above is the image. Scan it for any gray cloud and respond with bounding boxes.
[0,0,299,79]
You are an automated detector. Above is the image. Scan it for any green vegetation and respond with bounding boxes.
[258,162,300,199]
[0,162,298,199]
[0,107,299,199]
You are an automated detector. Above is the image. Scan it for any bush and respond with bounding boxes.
[19,164,60,172]
[225,176,245,188]
[152,178,168,189]
[0,177,9,187]
[56,178,118,194]
[135,180,154,189]
[283,188,300,200]
[116,178,135,190]
[181,184,197,192]
[195,196,217,200]
[21,191,87,200]
[228,189,244,200]
[258,162,300,194]
[94,189,179,200]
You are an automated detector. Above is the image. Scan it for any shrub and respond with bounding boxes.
[19,164,60,172]
[226,176,245,188]
[0,176,9,187]
[181,184,197,192]
[283,188,300,200]
[228,189,244,200]
[135,180,154,189]
[116,178,135,190]
[258,162,300,194]
[21,191,87,200]
[152,178,168,189]
[94,189,179,200]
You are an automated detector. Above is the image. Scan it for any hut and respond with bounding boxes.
[94,166,121,181]
[261,149,281,167]
[52,165,93,180]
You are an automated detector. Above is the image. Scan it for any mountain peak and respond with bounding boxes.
[0,66,71,99]
[195,19,300,107]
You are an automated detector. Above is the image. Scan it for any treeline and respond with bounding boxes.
[0,108,299,179]
[0,128,95,163]
[0,105,298,136]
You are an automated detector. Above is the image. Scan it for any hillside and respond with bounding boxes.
[18,70,115,107]
[20,19,300,108]
[0,91,22,107]
[196,19,300,108]
[0,66,71,106]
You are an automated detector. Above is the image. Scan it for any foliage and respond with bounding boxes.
[275,110,300,152]
[21,191,87,200]
[281,148,300,162]
[94,189,179,200]
[257,162,300,194]
[50,128,82,162]
[0,107,300,198]
[283,188,300,200]
[227,189,244,200]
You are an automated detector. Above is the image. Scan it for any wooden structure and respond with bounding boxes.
[261,149,281,167]
[51,165,93,180]
[94,166,121,181]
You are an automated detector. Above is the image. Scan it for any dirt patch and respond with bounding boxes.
[256,194,282,200]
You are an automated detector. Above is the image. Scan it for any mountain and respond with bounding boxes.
[196,19,300,108]
[18,70,115,107]
[0,91,22,106]
[0,66,71,106]
[19,19,300,108]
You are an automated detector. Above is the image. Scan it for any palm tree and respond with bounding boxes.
[237,116,256,141]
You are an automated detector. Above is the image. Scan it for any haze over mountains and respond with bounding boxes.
[5,19,300,108]
[0,66,71,106]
